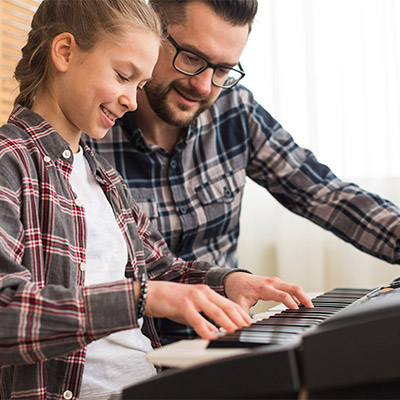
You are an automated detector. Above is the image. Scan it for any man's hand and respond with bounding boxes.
[224,272,314,311]
[144,281,252,340]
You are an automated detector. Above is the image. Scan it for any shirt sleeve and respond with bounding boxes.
[0,168,140,366]
[245,92,400,264]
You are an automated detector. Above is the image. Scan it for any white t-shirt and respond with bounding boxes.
[69,148,156,400]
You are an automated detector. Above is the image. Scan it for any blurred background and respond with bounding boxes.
[0,0,40,123]
[238,0,400,310]
[1,0,400,310]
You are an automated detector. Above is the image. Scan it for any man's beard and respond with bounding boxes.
[144,80,213,128]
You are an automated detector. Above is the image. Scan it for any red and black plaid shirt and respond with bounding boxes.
[0,106,233,400]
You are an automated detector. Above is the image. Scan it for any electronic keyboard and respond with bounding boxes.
[123,278,400,399]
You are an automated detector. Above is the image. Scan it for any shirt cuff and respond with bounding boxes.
[206,267,252,296]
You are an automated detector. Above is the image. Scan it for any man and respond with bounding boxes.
[86,0,400,341]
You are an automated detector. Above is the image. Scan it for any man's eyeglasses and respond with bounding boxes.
[163,30,245,89]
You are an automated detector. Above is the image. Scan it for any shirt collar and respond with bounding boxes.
[119,113,150,152]
[120,111,200,153]
[9,105,121,192]
[9,105,72,162]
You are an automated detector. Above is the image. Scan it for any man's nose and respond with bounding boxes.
[188,68,214,96]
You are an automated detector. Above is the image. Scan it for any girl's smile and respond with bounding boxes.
[100,105,119,125]
[33,28,159,152]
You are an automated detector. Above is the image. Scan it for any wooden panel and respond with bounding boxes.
[0,0,40,123]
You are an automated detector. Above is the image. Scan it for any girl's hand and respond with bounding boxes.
[143,281,252,340]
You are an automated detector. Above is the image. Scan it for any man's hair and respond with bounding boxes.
[14,0,161,109]
[149,0,258,31]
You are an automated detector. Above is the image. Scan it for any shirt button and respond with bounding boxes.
[179,206,187,215]
[170,160,177,168]
[43,155,51,163]
[224,187,233,198]
[79,262,86,271]
[63,390,73,400]
[74,198,83,207]
[63,150,71,159]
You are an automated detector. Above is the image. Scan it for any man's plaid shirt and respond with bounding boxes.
[0,106,234,400]
[87,85,400,269]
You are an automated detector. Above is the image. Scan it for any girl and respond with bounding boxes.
[0,0,251,399]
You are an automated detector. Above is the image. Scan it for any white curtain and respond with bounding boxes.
[238,0,400,306]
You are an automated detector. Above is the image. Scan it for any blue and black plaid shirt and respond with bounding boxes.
[86,84,400,339]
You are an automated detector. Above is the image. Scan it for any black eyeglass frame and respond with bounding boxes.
[163,29,245,89]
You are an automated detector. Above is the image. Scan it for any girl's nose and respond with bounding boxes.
[119,91,137,112]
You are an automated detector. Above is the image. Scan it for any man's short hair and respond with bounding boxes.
[149,0,258,31]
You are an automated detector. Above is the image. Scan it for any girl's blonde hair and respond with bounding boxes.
[14,0,162,109]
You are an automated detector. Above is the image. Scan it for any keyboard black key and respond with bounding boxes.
[208,287,372,349]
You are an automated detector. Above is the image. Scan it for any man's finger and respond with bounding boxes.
[274,282,314,308]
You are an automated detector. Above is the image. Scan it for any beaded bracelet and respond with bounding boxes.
[137,272,148,319]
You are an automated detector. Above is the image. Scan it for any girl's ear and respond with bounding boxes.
[51,32,76,72]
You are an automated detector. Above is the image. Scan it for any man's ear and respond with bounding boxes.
[51,32,76,72]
